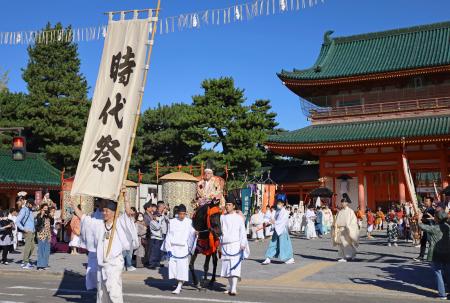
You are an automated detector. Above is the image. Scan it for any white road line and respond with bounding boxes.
[7,286,46,290]
[8,286,265,303]
[0,301,25,303]
[125,293,265,303]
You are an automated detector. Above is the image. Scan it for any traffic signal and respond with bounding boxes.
[12,136,26,160]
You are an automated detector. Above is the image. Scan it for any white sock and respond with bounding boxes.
[173,281,183,294]
[231,277,238,293]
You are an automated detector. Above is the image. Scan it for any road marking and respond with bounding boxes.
[7,287,265,303]
[7,286,47,290]
[270,261,336,284]
[0,301,25,303]
[0,294,23,297]
[125,293,265,303]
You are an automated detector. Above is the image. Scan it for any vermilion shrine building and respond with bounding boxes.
[266,21,450,211]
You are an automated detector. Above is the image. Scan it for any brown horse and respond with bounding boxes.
[189,199,222,289]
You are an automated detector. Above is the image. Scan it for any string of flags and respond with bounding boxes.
[0,0,324,46]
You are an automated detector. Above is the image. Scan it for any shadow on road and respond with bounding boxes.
[53,270,96,302]
[350,263,436,298]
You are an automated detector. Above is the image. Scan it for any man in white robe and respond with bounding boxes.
[72,197,138,303]
[262,199,295,265]
[80,200,104,290]
[221,200,250,296]
[250,207,264,241]
[332,199,359,262]
[161,204,196,295]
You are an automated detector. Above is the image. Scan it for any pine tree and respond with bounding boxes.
[191,77,278,174]
[22,23,90,173]
[0,91,27,150]
[132,103,203,173]
[0,67,8,93]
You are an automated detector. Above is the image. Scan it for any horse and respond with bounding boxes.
[189,199,222,289]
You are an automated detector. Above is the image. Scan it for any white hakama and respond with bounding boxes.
[220,213,250,279]
[80,210,103,290]
[161,217,196,282]
[81,214,138,303]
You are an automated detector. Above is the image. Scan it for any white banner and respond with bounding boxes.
[402,154,419,212]
[71,19,150,200]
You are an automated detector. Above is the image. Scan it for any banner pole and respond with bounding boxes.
[107,1,161,257]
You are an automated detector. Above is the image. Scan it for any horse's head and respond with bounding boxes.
[208,205,222,239]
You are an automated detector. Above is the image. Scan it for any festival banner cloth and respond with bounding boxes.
[72,19,150,200]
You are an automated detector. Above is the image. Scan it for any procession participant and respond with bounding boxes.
[71,195,138,303]
[322,205,333,235]
[80,199,104,290]
[386,208,399,247]
[221,199,250,296]
[332,199,359,262]
[304,204,317,240]
[375,207,385,230]
[262,198,295,265]
[263,206,274,238]
[0,210,14,265]
[366,208,375,239]
[196,168,224,207]
[161,204,196,295]
[250,207,264,241]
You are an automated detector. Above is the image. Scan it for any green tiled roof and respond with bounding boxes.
[0,150,61,187]
[267,116,450,144]
[279,21,450,81]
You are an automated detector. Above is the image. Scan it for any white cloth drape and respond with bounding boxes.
[72,19,150,200]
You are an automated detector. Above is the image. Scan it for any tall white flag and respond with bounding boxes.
[71,19,150,200]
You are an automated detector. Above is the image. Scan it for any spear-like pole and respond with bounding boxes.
[106,0,161,257]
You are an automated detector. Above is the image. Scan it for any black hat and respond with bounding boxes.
[103,199,117,211]
[178,204,187,213]
[225,197,237,207]
[26,197,35,206]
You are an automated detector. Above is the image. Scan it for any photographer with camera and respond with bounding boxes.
[0,210,14,265]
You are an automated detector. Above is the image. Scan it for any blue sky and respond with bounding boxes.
[0,0,449,131]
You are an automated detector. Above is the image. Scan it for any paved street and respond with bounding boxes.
[0,229,439,302]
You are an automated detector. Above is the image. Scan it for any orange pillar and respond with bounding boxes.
[398,169,406,203]
[441,148,449,188]
[357,171,366,212]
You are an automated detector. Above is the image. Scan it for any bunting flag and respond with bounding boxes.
[0,0,325,46]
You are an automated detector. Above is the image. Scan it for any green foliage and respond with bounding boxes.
[0,67,8,93]
[131,103,203,173]
[0,91,28,150]
[21,22,90,174]
[191,77,279,175]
